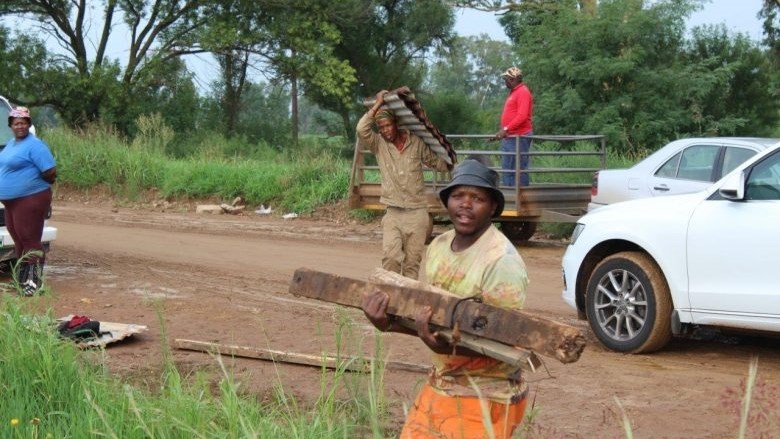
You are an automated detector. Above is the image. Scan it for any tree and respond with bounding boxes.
[425,35,514,134]
[760,0,780,67]
[497,0,779,154]
[0,0,215,130]
[215,50,250,137]
[685,25,778,136]
[306,0,455,139]
[197,0,358,145]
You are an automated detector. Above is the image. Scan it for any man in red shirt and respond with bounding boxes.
[494,66,533,186]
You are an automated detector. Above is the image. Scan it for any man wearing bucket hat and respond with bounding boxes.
[362,159,530,438]
[495,66,533,186]
[0,106,57,296]
[356,90,452,280]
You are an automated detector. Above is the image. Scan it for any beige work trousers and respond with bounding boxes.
[381,206,429,280]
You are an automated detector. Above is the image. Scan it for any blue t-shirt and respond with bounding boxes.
[0,135,56,200]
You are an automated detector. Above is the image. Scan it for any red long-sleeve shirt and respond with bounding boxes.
[500,83,533,136]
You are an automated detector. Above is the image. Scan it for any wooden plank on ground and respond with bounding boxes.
[174,339,429,374]
[289,268,586,363]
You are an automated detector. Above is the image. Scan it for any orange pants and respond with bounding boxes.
[400,384,527,439]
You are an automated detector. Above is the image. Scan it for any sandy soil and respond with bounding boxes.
[32,193,780,438]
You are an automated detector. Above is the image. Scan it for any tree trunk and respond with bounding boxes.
[291,58,299,147]
[342,110,354,142]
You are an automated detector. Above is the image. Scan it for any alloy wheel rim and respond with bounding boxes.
[594,268,649,341]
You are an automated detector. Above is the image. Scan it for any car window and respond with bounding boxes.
[745,151,780,201]
[720,147,757,179]
[656,145,719,181]
[655,151,682,178]
[676,145,719,181]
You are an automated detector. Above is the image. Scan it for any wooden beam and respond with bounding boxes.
[174,339,429,374]
[289,268,586,364]
[368,269,541,371]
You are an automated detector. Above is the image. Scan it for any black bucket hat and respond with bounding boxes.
[438,159,505,218]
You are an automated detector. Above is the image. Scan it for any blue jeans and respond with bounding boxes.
[501,133,532,186]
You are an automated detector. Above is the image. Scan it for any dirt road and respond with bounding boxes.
[43,198,779,438]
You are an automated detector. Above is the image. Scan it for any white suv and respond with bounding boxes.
[562,142,780,353]
[0,96,57,270]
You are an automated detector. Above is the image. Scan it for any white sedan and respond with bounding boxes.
[588,137,780,211]
[562,143,780,353]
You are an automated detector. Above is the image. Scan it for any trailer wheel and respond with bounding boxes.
[499,221,537,243]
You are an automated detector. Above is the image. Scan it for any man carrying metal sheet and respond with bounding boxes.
[356,90,452,280]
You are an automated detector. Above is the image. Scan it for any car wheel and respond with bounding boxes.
[500,221,537,243]
[585,251,672,353]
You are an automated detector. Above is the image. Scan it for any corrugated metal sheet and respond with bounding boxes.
[57,315,148,348]
[363,86,457,166]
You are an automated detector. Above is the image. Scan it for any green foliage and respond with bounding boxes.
[309,0,455,136]
[426,35,515,134]
[273,151,350,213]
[200,81,292,148]
[132,113,175,154]
[685,25,779,136]
[47,125,167,199]
[0,1,211,133]
[422,90,484,135]
[502,0,779,155]
[49,123,349,213]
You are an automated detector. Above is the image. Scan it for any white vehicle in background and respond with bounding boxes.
[0,96,57,271]
[562,142,780,353]
[588,137,780,211]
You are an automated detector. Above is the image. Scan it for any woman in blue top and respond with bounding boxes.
[0,107,57,296]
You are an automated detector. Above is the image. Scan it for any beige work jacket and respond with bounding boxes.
[356,112,450,209]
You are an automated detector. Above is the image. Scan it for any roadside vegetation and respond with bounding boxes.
[1,293,776,438]
[49,117,350,216]
[47,119,636,238]
[0,297,393,438]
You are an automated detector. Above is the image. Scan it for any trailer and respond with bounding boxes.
[348,88,607,243]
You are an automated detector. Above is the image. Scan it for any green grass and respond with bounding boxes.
[44,120,644,221]
[0,297,392,438]
[45,125,349,215]
[4,292,772,438]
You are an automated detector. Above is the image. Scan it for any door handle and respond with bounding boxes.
[653,186,670,191]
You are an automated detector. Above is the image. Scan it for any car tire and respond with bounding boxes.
[585,251,672,353]
[500,221,537,243]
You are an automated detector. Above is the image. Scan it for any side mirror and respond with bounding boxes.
[718,171,746,200]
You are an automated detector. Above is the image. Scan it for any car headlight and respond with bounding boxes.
[570,223,585,245]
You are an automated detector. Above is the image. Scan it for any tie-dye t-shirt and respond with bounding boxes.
[424,225,529,402]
